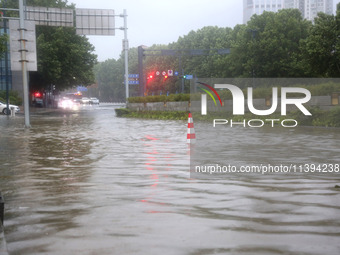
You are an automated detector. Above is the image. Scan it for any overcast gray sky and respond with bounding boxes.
[69,0,340,62]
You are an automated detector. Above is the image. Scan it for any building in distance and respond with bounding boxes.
[243,0,334,24]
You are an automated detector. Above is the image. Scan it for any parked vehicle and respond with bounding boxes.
[0,101,20,115]
[81,97,90,104]
[33,97,43,107]
[89,97,99,104]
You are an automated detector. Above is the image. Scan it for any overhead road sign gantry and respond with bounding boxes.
[25,6,73,27]
[75,8,115,36]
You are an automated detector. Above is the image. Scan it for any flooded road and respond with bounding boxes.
[0,105,340,255]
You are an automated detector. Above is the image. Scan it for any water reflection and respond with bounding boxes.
[0,112,98,254]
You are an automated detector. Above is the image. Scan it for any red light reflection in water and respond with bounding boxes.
[144,135,159,141]
[139,134,175,213]
[143,135,160,189]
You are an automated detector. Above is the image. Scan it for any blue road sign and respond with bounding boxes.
[128,80,139,85]
[77,86,88,92]
[128,74,139,78]
[185,75,193,80]
[174,71,179,76]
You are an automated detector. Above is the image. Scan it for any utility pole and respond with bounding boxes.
[1,0,31,127]
[138,46,145,97]
[121,9,129,100]
[2,0,10,116]
[19,0,30,128]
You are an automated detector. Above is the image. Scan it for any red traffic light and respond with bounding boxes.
[34,92,42,98]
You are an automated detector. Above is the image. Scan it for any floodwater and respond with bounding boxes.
[0,104,339,255]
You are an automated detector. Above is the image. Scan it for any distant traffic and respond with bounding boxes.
[58,92,100,110]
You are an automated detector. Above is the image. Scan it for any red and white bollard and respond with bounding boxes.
[187,112,196,144]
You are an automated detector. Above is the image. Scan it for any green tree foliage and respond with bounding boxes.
[94,58,125,102]
[93,47,140,102]
[30,26,97,91]
[302,3,340,77]
[175,26,233,78]
[26,0,73,8]
[0,34,8,59]
[230,9,311,78]
[0,1,12,58]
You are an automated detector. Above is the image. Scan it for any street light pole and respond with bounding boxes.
[121,9,129,100]
[19,0,31,128]
[3,0,10,116]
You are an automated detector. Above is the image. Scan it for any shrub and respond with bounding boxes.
[128,93,189,103]
[115,108,131,117]
[0,90,22,105]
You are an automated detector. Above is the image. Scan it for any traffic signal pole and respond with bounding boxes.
[122,9,129,100]
[138,48,230,96]
[138,46,145,97]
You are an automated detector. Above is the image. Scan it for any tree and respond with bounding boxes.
[28,0,97,91]
[94,58,125,102]
[175,26,233,78]
[0,34,8,59]
[0,1,12,59]
[229,9,312,78]
[302,3,340,77]
[30,26,97,91]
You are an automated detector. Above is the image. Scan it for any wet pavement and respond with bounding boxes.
[0,104,339,255]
